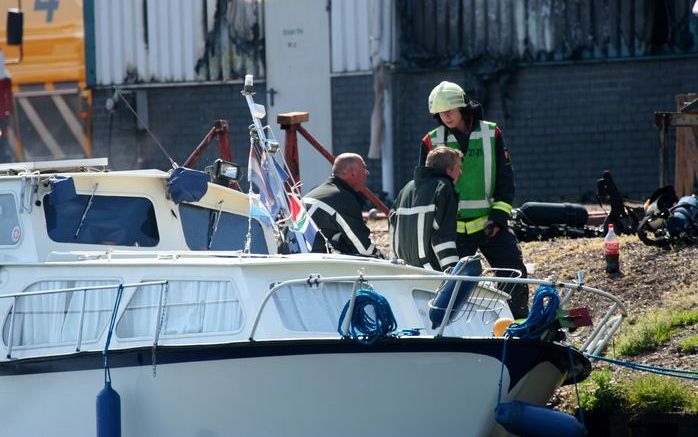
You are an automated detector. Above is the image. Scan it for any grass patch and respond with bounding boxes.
[578,369,626,412]
[677,335,698,354]
[624,375,698,414]
[615,307,698,356]
[578,369,698,414]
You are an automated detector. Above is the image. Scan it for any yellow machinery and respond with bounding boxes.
[0,0,90,161]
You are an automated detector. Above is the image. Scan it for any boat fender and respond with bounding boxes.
[167,167,209,203]
[428,256,482,329]
[496,401,586,437]
[49,175,77,203]
[96,381,121,437]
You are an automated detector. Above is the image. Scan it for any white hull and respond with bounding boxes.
[1,338,576,437]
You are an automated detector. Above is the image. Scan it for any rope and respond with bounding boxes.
[337,288,397,345]
[587,353,698,381]
[103,284,125,384]
[496,336,509,409]
[568,345,586,426]
[504,285,560,339]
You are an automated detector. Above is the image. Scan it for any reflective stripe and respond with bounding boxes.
[492,201,512,215]
[458,199,491,209]
[466,216,489,234]
[422,263,433,270]
[456,215,489,234]
[433,241,456,253]
[417,210,426,259]
[439,255,459,267]
[303,197,376,256]
[394,204,436,215]
[479,121,494,198]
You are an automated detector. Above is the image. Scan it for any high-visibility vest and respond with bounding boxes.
[427,121,497,223]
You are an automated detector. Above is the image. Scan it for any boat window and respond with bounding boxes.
[412,289,500,337]
[116,280,243,339]
[2,280,119,348]
[179,203,268,253]
[273,282,352,332]
[0,193,21,246]
[43,194,159,247]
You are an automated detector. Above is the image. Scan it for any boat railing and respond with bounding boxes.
[1,280,168,359]
[248,273,627,357]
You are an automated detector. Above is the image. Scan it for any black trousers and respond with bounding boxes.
[456,227,530,319]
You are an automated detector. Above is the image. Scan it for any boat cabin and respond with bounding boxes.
[0,158,277,263]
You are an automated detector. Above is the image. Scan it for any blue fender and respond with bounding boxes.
[96,381,121,437]
[429,256,482,329]
[496,401,586,437]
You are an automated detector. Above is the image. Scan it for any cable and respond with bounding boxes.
[113,87,177,169]
[337,288,397,345]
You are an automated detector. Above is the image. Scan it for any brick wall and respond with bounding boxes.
[92,56,696,205]
[391,57,697,203]
[330,74,385,198]
[91,83,266,174]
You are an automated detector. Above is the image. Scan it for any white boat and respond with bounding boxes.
[0,78,626,437]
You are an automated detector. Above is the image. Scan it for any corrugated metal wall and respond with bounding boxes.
[398,0,698,68]
[90,0,264,86]
[330,0,394,74]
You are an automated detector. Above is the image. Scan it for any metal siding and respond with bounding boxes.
[331,0,343,71]
[91,0,208,85]
[331,0,372,73]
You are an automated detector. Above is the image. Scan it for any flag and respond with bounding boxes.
[289,194,317,250]
[248,197,274,227]
[248,145,281,218]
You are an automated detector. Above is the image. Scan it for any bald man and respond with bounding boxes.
[302,153,383,257]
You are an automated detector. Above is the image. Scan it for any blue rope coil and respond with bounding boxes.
[505,285,560,339]
[337,288,397,345]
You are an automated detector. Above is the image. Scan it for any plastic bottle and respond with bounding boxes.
[604,224,620,274]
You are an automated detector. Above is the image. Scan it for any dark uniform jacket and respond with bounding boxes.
[419,103,515,229]
[302,176,382,257]
[389,167,460,271]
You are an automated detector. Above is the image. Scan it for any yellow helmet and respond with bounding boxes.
[428,81,467,114]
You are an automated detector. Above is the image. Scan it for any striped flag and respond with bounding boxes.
[289,193,317,250]
[248,145,281,219]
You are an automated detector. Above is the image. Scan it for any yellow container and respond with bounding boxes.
[0,0,85,88]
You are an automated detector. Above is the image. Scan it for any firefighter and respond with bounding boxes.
[302,153,383,258]
[420,81,529,319]
[390,147,462,271]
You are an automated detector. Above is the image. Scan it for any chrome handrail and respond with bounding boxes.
[248,273,627,344]
[2,281,168,359]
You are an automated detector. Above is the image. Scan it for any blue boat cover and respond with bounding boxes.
[167,167,208,203]
[49,175,77,204]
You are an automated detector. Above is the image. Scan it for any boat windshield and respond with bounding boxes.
[179,203,268,253]
[43,194,159,247]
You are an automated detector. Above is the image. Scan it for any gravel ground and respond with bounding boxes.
[368,218,698,404]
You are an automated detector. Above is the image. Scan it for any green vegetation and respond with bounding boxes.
[578,368,698,414]
[614,307,698,357]
[624,376,698,414]
[677,335,698,354]
[578,369,626,412]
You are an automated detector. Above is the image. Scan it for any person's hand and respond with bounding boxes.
[484,220,500,237]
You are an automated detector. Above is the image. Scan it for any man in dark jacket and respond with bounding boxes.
[302,153,383,257]
[390,147,462,271]
[420,81,529,319]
